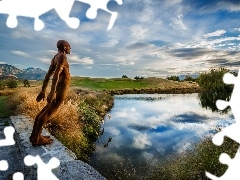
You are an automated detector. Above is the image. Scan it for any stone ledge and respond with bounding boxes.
[10,115,106,180]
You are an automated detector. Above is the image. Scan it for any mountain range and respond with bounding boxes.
[0,64,47,80]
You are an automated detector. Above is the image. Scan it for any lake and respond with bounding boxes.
[87,93,234,179]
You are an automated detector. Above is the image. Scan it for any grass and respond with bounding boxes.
[5,85,113,161]
[147,136,239,180]
[0,95,15,118]
[70,77,199,91]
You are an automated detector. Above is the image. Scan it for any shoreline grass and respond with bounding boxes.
[148,136,239,180]
[2,86,113,161]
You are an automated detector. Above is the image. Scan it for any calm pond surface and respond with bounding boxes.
[87,93,234,179]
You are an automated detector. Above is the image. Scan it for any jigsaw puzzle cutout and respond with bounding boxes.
[0,126,60,179]
[0,126,13,174]
[0,126,24,180]
[0,126,15,146]
[206,71,240,179]
[24,155,60,180]
[12,172,24,180]
[0,160,8,171]
[0,0,123,31]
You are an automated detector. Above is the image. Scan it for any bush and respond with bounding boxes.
[6,79,17,88]
[0,81,5,90]
[183,75,196,82]
[197,67,233,92]
[134,76,144,80]
[122,75,128,78]
[167,76,180,82]
[23,79,30,87]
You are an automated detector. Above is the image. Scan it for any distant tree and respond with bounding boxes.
[0,81,5,90]
[23,79,30,87]
[122,75,128,78]
[6,79,17,88]
[183,75,196,82]
[167,76,180,82]
[134,76,144,80]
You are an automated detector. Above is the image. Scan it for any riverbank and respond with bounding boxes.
[105,86,201,95]
[0,77,202,179]
[0,86,114,162]
[70,77,200,92]
[0,77,201,161]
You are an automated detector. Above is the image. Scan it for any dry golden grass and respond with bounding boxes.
[8,86,113,160]
[8,86,88,158]
[0,89,16,96]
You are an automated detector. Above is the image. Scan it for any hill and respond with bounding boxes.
[0,64,46,80]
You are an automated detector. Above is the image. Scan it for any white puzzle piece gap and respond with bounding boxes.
[206,69,240,179]
[0,160,8,171]
[0,0,123,31]
[12,172,24,180]
[24,155,60,180]
[0,126,15,146]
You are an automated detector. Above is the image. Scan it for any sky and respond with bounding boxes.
[1,0,240,78]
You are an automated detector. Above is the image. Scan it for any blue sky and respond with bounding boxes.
[1,0,240,78]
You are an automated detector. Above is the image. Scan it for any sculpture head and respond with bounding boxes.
[56,40,71,54]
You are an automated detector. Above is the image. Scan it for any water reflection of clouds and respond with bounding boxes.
[90,94,234,170]
[132,133,152,149]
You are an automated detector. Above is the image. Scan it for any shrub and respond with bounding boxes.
[167,76,180,82]
[23,79,30,87]
[0,81,5,90]
[122,75,128,78]
[6,79,18,88]
[197,67,233,92]
[134,76,144,80]
[183,75,196,82]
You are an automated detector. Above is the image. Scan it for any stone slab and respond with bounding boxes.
[9,115,106,180]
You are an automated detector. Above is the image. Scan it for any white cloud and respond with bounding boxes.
[68,54,94,65]
[101,39,119,47]
[203,30,226,38]
[142,152,154,161]
[233,27,240,32]
[163,0,183,7]
[84,66,92,69]
[113,56,135,66]
[170,15,187,30]
[11,51,30,58]
[132,133,152,149]
[11,28,34,39]
[130,25,149,40]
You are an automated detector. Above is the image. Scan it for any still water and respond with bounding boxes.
[87,93,234,179]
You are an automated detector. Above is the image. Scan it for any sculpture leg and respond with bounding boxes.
[31,100,62,146]
[32,82,69,146]
[30,104,51,143]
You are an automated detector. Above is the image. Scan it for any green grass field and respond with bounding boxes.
[0,96,13,118]
[70,77,198,90]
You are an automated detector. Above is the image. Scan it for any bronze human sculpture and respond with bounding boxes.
[30,40,71,146]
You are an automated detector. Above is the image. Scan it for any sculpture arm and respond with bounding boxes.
[41,61,55,92]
